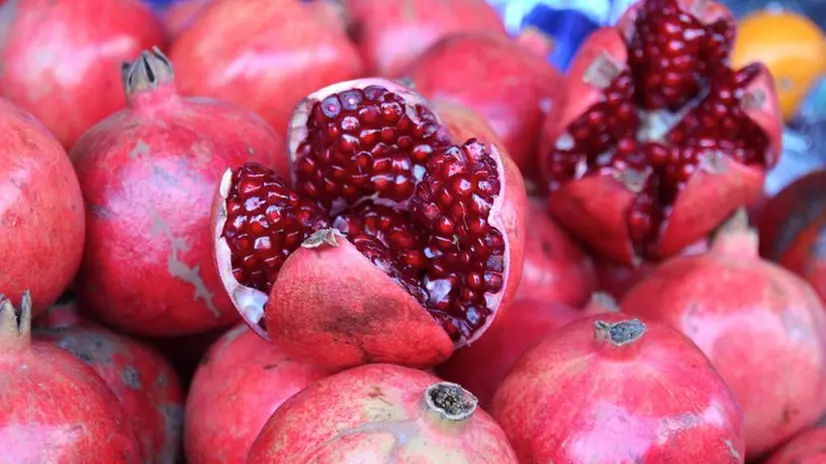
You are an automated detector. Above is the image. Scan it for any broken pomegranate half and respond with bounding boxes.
[212,78,526,370]
[541,0,783,264]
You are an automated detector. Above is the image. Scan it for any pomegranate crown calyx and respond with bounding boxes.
[425,382,479,421]
[122,46,175,96]
[0,290,32,341]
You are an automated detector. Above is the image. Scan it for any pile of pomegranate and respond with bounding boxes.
[1,0,824,462]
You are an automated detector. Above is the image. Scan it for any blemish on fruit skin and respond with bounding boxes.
[128,139,151,160]
[120,366,142,389]
[149,207,219,317]
[724,439,741,461]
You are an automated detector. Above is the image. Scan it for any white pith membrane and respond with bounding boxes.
[214,78,512,346]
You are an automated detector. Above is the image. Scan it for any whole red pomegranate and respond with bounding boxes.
[0,292,140,462]
[247,363,517,462]
[69,48,284,337]
[33,294,184,464]
[212,78,526,370]
[491,313,745,463]
[759,169,826,303]
[343,0,506,77]
[516,197,597,306]
[765,426,826,464]
[0,97,85,316]
[621,210,826,458]
[185,324,333,464]
[541,0,783,265]
[0,0,164,148]
[168,0,364,143]
[437,297,611,409]
[407,32,563,175]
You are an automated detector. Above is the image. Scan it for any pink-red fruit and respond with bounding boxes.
[621,210,826,457]
[213,78,526,370]
[0,97,85,316]
[0,292,140,462]
[492,314,745,463]
[70,48,284,336]
[0,0,164,148]
[765,426,826,464]
[185,324,333,464]
[247,363,518,463]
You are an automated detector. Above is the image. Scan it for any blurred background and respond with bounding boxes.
[141,0,826,195]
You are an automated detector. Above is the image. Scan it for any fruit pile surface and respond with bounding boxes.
[1,0,825,462]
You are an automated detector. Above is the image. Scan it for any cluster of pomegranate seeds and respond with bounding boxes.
[293,85,449,209]
[222,85,507,342]
[546,0,770,257]
[222,163,330,293]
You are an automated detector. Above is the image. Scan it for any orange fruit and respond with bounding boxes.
[732,9,826,121]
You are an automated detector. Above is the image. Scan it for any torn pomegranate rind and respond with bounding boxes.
[221,85,510,343]
[545,0,774,259]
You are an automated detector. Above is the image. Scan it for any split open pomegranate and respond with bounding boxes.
[212,78,525,369]
[541,0,783,264]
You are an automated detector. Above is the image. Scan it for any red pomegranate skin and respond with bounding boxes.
[0,0,164,148]
[517,197,597,306]
[344,0,506,77]
[759,169,826,303]
[407,32,564,175]
[621,215,826,458]
[168,0,364,143]
[185,323,333,464]
[436,299,580,410]
[247,363,517,463]
[0,97,85,316]
[765,426,826,464]
[491,313,745,463]
[0,293,141,463]
[33,297,184,464]
[69,49,284,336]
[540,0,783,265]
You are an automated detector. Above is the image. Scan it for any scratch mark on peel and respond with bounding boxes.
[149,207,219,317]
[724,439,741,461]
[128,139,151,160]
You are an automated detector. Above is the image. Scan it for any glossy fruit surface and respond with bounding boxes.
[622,211,826,457]
[541,0,783,265]
[0,293,141,462]
[407,32,564,174]
[732,9,826,121]
[247,363,518,463]
[491,313,745,463]
[70,48,283,336]
[185,323,333,464]
[344,0,506,76]
[0,0,163,148]
[33,295,184,464]
[759,169,826,304]
[168,0,364,142]
[0,97,85,316]
[213,78,526,370]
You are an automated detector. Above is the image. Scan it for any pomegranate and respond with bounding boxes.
[765,426,826,464]
[491,313,745,463]
[69,48,284,337]
[0,0,164,148]
[185,324,333,464]
[212,77,526,370]
[0,292,140,462]
[621,209,826,457]
[343,0,506,77]
[33,293,184,464]
[595,238,709,300]
[406,32,564,175]
[437,295,617,410]
[759,169,826,303]
[247,363,517,462]
[168,0,364,143]
[541,0,783,265]
[516,197,597,306]
[0,97,85,316]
